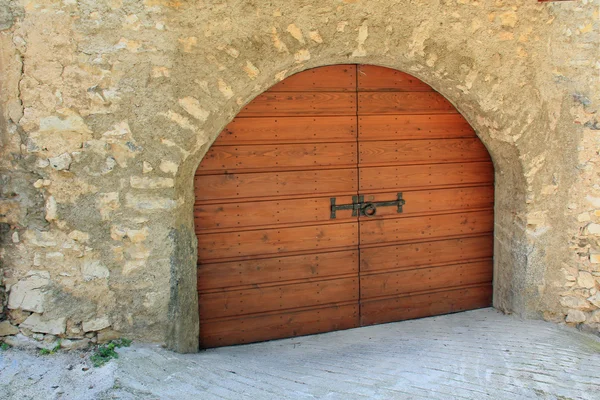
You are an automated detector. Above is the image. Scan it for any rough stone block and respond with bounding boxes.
[565,310,587,323]
[0,321,19,336]
[130,176,175,189]
[7,309,31,324]
[589,310,600,324]
[586,223,600,235]
[48,153,72,171]
[82,317,111,332]
[577,271,596,289]
[125,193,178,211]
[97,328,121,343]
[2,333,39,350]
[81,261,109,281]
[587,292,600,308]
[60,338,91,350]
[7,271,50,313]
[20,314,66,335]
[559,296,590,310]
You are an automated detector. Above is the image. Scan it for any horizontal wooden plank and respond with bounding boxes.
[215,116,357,145]
[357,186,494,218]
[359,210,494,246]
[198,222,359,261]
[200,304,358,348]
[199,277,358,319]
[361,260,493,300]
[195,195,356,231]
[268,65,357,92]
[198,250,359,291]
[197,143,357,173]
[358,65,433,92]
[358,115,475,140]
[359,162,494,192]
[358,92,457,115]
[238,92,357,117]
[360,235,494,273]
[360,284,493,326]
[195,168,357,201]
[359,138,490,166]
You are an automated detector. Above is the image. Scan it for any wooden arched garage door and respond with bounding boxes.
[195,65,494,348]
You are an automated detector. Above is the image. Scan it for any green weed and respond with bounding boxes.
[90,338,132,367]
[0,342,11,351]
[39,340,61,355]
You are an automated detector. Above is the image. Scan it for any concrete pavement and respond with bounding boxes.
[1,308,599,399]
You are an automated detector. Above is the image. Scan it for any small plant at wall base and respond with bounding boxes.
[0,342,11,351]
[90,338,132,367]
[39,340,61,355]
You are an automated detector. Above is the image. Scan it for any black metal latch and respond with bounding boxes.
[330,193,405,219]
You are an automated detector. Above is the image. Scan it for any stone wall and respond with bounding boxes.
[0,0,598,352]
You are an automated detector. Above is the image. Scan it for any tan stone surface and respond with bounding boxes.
[0,0,598,350]
[0,321,19,336]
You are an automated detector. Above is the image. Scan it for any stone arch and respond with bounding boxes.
[168,59,529,353]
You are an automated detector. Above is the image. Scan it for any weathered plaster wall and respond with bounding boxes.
[0,0,598,352]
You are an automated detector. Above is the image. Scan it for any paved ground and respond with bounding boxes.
[1,308,599,400]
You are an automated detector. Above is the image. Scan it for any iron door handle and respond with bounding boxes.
[330,193,405,219]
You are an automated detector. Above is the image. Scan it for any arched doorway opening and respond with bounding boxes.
[194,65,494,348]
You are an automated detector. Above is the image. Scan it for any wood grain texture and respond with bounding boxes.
[199,277,358,320]
[197,142,357,173]
[358,92,457,115]
[359,138,490,166]
[360,284,493,326]
[198,250,359,291]
[360,235,493,273]
[360,260,493,299]
[195,168,357,201]
[198,222,359,261]
[238,92,357,117]
[359,162,494,192]
[269,65,357,92]
[215,116,357,145]
[359,210,494,246]
[358,65,433,92]
[195,195,356,231]
[357,186,494,218]
[200,304,358,348]
[358,115,475,140]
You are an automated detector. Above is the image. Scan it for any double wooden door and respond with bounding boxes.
[195,65,494,348]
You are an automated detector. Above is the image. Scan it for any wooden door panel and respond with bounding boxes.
[198,250,359,291]
[359,115,475,140]
[199,277,359,319]
[269,65,357,92]
[357,186,494,218]
[359,139,490,166]
[215,116,357,145]
[359,162,494,192]
[197,143,357,174]
[360,284,493,326]
[359,210,494,246]
[358,92,457,115]
[360,235,493,273]
[200,304,358,348]
[198,222,358,261]
[360,260,493,299]
[195,195,355,231]
[358,65,433,92]
[196,64,494,348]
[237,92,356,117]
[195,168,357,201]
